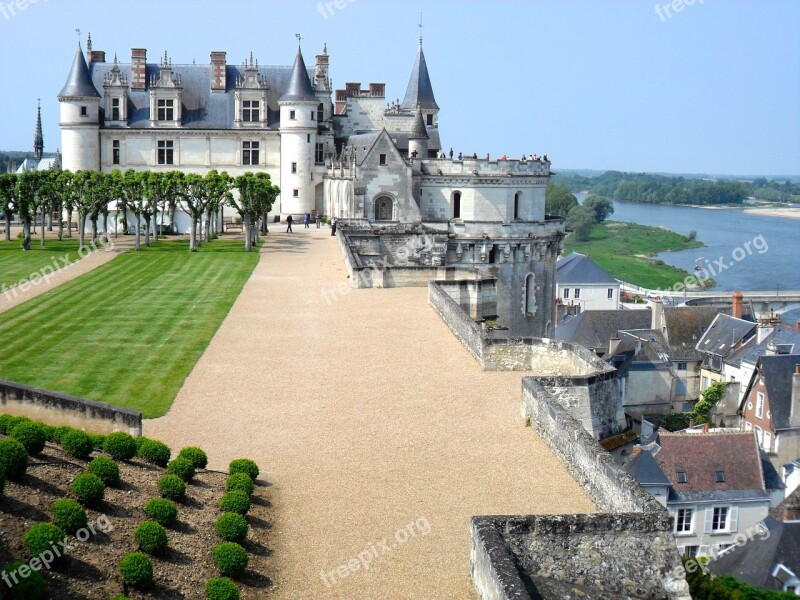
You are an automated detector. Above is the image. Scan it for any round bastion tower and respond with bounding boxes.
[279,46,319,216]
[57,43,101,172]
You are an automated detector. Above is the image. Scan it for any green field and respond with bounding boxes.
[0,239,259,417]
[0,239,86,290]
[563,221,705,290]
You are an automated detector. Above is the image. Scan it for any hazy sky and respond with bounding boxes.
[1,0,797,176]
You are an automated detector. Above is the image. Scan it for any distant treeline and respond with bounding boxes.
[553,171,800,205]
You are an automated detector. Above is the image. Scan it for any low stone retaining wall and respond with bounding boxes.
[0,380,142,435]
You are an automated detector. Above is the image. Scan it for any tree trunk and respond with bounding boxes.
[152,203,158,243]
[120,202,129,235]
[78,213,86,251]
[144,215,151,247]
[189,216,198,251]
[22,216,32,250]
[169,202,177,232]
[102,209,109,243]
[57,208,64,241]
[204,210,212,243]
[244,214,252,252]
[40,204,46,246]
[135,216,141,252]
[91,216,98,244]
[67,208,73,238]
[3,210,11,241]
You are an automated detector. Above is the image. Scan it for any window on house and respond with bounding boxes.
[756,392,764,418]
[755,426,763,446]
[514,192,521,220]
[157,99,175,121]
[677,362,688,371]
[763,431,772,452]
[675,509,693,533]
[379,154,387,166]
[315,143,324,164]
[426,114,433,126]
[80,106,88,116]
[683,546,699,557]
[712,507,729,532]
[608,288,614,299]
[112,140,120,165]
[310,111,315,121]
[243,100,260,122]
[715,470,725,483]
[574,288,581,299]
[676,469,687,484]
[289,110,296,120]
[317,103,324,123]
[307,134,311,143]
[291,162,297,174]
[242,141,259,166]
[157,140,174,165]
[453,191,461,219]
[701,376,709,390]
[293,189,299,198]
[111,98,120,121]
[564,288,570,299]
[745,421,753,431]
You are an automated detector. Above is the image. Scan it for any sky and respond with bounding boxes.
[0,0,798,177]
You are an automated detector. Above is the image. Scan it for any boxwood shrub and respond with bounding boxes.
[103,432,137,460]
[228,459,259,481]
[51,498,88,534]
[206,577,240,600]
[225,473,254,496]
[1,560,46,599]
[119,552,153,589]
[143,497,178,526]
[166,457,195,482]
[0,438,29,480]
[89,433,106,449]
[0,414,30,435]
[23,523,67,561]
[10,421,47,455]
[178,446,208,469]
[71,472,105,506]
[134,521,168,556]
[60,429,94,459]
[50,425,73,444]
[137,439,171,467]
[212,542,249,578]
[157,474,186,501]
[215,513,248,543]
[219,491,250,515]
[88,456,120,487]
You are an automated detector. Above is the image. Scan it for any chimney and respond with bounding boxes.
[369,83,385,98]
[211,51,227,92]
[791,365,800,427]
[757,319,776,344]
[651,297,665,333]
[732,290,744,320]
[131,48,147,91]
[345,82,361,97]
[608,332,622,357]
[90,50,106,64]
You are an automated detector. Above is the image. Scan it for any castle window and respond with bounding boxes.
[514,192,521,220]
[111,98,121,121]
[677,362,687,371]
[317,103,324,123]
[157,99,175,121]
[453,191,461,219]
[157,140,174,165]
[307,134,311,143]
[311,111,315,121]
[112,140,120,165]
[379,154,387,165]
[374,196,394,221]
[608,288,614,299]
[243,100,260,122]
[293,189,299,198]
[315,143,324,164]
[711,507,729,532]
[242,141,259,166]
[426,114,433,126]
[291,162,297,174]
[80,106,88,116]
[289,110,296,120]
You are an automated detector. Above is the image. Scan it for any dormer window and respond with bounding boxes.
[426,114,433,126]
[676,469,687,483]
[111,98,120,121]
[80,106,88,116]
[243,100,260,122]
[715,469,725,483]
[157,99,175,121]
[290,110,296,120]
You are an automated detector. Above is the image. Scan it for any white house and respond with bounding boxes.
[556,252,619,314]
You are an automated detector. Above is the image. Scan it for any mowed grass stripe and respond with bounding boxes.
[0,239,86,290]
[0,239,259,417]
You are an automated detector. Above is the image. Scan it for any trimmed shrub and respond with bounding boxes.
[0,438,29,480]
[103,432,137,460]
[72,473,105,506]
[119,552,153,589]
[88,456,120,487]
[212,542,249,578]
[225,473,254,496]
[60,429,94,459]
[135,521,168,556]
[166,457,195,482]
[51,498,88,534]
[157,474,186,501]
[39,424,56,442]
[0,414,30,435]
[228,459,259,481]
[138,439,171,467]
[10,421,47,455]
[215,513,248,543]
[178,446,208,469]
[23,523,67,561]
[206,577,240,600]
[89,433,107,449]
[1,560,46,599]
[143,498,178,526]
[51,425,73,443]
[219,491,250,515]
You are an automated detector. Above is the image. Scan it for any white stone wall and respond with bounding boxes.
[669,500,770,558]
[557,283,620,311]
[419,182,546,222]
[60,100,101,172]
[279,103,317,214]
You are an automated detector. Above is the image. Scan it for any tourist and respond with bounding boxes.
[304,213,310,229]
[486,152,490,160]
[316,213,321,228]
[449,147,454,159]
[472,152,478,159]
[457,151,462,160]
[286,214,293,233]
[331,217,337,236]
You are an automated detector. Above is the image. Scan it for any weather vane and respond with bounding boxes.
[75,28,81,40]
[296,33,302,46]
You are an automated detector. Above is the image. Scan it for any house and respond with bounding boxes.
[554,308,651,355]
[555,253,620,315]
[696,312,757,391]
[740,353,800,468]
[626,430,777,559]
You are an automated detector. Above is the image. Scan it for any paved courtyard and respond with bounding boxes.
[147,227,594,599]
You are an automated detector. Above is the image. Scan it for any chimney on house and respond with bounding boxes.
[369,83,385,97]
[90,50,106,65]
[608,332,622,357]
[790,364,800,428]
[757,319,777,344]
[211,51,227,92]
[732,290,744,320]
[131,48,147,91]
[651,297,665,333]
[345,82,361,97]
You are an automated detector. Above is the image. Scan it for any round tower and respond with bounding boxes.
[58,43,101,172]
[279,46,319,216]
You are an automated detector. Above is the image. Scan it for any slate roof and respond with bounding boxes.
[696,313,757,358]
[59,44,102,99]
[660,306,724,360]
[401,45,438,111]
[556,309,652,353]
[409,106,429,140]
[754,354,800,430]
[280,47,318,103]
[556,252,617,285]
[708,517,800,591]
[625,447,671,486]
[725,326,800,368]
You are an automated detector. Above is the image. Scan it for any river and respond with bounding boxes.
[575,193,800,293]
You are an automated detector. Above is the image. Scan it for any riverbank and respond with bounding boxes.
[562,221,706,290]
[743,206,800,219]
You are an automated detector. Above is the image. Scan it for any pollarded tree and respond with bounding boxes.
[114,170,147,251]
[0,173,18,242]
[231,172,279,252]
[55,171,79,240]
[73,171,109,251]
[204,170,234,243]
[175,172,207,251]
[16,171,49,250]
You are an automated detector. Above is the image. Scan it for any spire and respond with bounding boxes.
[280,46,317,103]
[58,43,101,99]
[409,104,429,140]
[33,99,44,161]
[400,44,438,111]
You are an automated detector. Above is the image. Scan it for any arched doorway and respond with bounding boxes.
[374,195,394,221]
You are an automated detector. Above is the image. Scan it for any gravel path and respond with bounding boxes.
[147,228,594,600]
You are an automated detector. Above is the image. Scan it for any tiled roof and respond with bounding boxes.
[556,252,617,285]
[726,326,800,368]
[662,306,723,360]
[401,46,438,111]
[755,354,800,430]
[280,47,318,103]
[625,446,671,486]
[556,309,652,353]
[696,313,757,358]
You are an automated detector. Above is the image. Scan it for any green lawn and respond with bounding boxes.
[0,239,86,290]
[563,221,705,290]
[0,239,259,418]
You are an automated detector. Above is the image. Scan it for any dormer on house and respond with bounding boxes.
[149,52,183,128]
[103,56,128,125]
[234,53,269,128]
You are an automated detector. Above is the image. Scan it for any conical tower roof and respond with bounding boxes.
[280,47,317,103]
[408,105,429,140]
[58,43,100,99]
[401,45,438,111]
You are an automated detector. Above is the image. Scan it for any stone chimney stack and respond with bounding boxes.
[791,364,800,428]
[211,51,227,92]
[651,297,665,334]
[131,48,147,91]
[732,291,744,320]
[608,332,622,357]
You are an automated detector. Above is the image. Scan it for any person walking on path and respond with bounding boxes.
[331,217,337,237]
[286,214,294,233]
[316,213,321,228]
[304,213,310,229]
